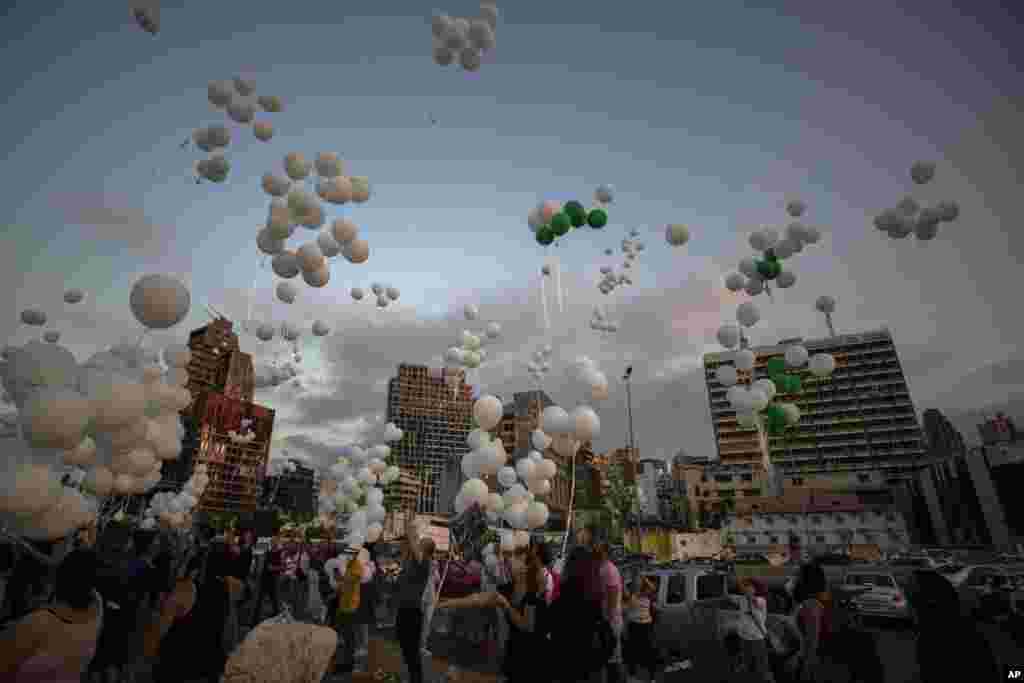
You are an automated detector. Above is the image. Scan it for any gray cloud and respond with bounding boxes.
[50,193,175,253]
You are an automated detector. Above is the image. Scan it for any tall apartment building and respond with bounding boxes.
[636,459,666,518]
[387,364,474,514]
[703,328,926,486]
[170,317,276,513]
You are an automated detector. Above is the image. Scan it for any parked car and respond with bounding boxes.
[635,566,799,660]
[840,569,913,623]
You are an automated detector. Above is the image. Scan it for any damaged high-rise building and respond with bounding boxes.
[386,364,474,514]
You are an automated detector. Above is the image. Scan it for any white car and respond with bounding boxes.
[842,570,913,622]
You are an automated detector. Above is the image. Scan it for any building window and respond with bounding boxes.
[701,475,708,483]
[741,473,753,482]
[792,478,804,486]
[714,475,733,483]
[769,536,779,543]
[816,535,826,543]
[857,474,870,483]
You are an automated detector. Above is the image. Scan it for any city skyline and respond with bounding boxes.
[0,0,1020,475]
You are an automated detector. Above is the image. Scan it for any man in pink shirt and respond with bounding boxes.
[581,525,624,683]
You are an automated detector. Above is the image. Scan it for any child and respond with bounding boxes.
[623,576,658,683]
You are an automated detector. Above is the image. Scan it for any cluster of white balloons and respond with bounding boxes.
[0,330,193,540]
[590,305,618,334]
[724,222,822,301]
[354,282,401,309]
[567,356,610,402]
[597,235,643,295]
[872,162,959,242]
[258,152,373,308]
[431,3,498,72]
[202,76,283,162]
[443,315,502,373]
[454,395,564,532]
[317,439,402,548]
[141,466,208,530]
[525,344,552,383]
[16,289,86,346]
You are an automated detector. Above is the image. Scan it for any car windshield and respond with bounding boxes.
[847,574,896,587]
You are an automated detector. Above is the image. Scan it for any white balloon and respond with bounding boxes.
[570,405,600,442]
[63,289,85,304]
[272,251,300,279]
[744,278,764,297]
[715,365,738,387]
[814,295,836,314]
[716,324,741,349]
[775,270,796,289]
[497,466,517,488]
[461,451,481,479]
[809,353,836,377]
[784,345,809,368]
[747,389,769,412]
[665,224,690,247]
[753,378,777,401]
[461,477,489,503]
[541,406,571,435]
[351,287,365,301]
[738,257,758,278]
[530,429,550,451]
[736,302,760,328]
[525,501,549,529]
[733,349,756,372]
[312,320,330,337]
[473,395,503,431]
[785,199,807,218]
[781,403,802,426]
[129,274,191,330]
[18,388,90,450]
[276,282,298,304]
[736,411,760,428]
[724,273,746,292]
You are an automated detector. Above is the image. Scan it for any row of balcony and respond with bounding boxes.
[710,382,911,410]
[707,361,905,391]
[705,342,897,371]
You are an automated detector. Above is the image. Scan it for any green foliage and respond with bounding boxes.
[669,494,692,530]
[603,464,639,539]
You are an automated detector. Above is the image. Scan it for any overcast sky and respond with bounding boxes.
[0,0,1021,470]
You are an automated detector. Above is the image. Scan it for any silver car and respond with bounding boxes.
[842,570,913,622]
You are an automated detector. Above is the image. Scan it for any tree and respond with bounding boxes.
[669,494,691,530]
[604,463,640,544]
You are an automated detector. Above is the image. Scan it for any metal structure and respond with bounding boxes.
[624,365,636,455]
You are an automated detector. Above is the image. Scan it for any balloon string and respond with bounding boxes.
[540,276,551,331]
[553,256,564,315]
[561,442,578,559]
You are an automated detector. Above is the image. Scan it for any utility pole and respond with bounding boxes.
[623,365,636,545]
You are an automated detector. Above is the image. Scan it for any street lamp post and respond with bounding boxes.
[623,366,635,455]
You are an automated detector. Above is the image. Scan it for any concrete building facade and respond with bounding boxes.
[386,364,474,514]
[703,328,926,483]
[172,317,276,513]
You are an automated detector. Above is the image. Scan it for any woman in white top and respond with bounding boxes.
[729,577,775,682]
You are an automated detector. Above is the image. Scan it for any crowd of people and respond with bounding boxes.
[0,519,1012,683]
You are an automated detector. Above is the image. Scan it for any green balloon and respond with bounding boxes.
[756,259,780,280]
[764,404,785,421]
[587,208,608,229]
[767,357,786,376]
[765,248,777,262]
[551,212,571,236]
[569,210,587,228]
[564,200,585,217]
[536,225,555,246]
[788,376,802,393]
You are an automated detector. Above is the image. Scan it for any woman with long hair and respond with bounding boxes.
[0,549,104,682]
[394,535,435,683]
[493,547,551,683]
